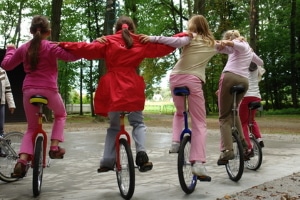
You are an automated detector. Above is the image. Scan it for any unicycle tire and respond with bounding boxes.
[225,131,244,182]
[116,138,135,199]
[178,135,197,194]
[245,137,263,170]
[32,136,44,197]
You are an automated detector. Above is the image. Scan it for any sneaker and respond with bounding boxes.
[259,141,265,148]
[217,149,234,165]
[191,162,211,181]
[97,166,114,173]
[135,151,153,172]
[49,146,65,159]
[169,142,180,153]
[0,148,6,157]
[244,149,254,160]
[0,152,6,157]
[11,162,27,178]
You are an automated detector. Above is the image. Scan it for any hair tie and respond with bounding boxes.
[122,24,129,29]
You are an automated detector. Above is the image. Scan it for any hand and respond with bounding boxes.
[96,36,107,43]
[216,40,233,50]
[215,40,225,51]
[139,34,150,43]
[6,44,16,48]
[50,41,60,48]
[236,36,245,42]
[9,108,15,114]
[215,90,219,96]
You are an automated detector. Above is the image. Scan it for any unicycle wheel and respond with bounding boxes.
[177,135,197,194]
[116,138,135,199]
[225,131,244,182]
[32,136,44,197]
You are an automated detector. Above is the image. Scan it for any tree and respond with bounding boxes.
[50,0,62,41]
[290,0,299,108]
[1,0,299,113]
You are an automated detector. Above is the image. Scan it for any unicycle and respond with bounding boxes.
[245,101,263,170]
[115,112,135,199]
[30,95,50,197]
[225,85,245,182]
[174,87,211,194]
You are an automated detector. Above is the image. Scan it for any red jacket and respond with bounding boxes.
[60,31,175,116]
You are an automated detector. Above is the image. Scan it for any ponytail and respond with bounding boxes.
[26,15,51,71]
[115,16,136,49]
[27,30,42,71]
[121,24,133,49]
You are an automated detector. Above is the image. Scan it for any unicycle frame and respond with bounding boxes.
[31,107,48,169]
[115,112,132,171]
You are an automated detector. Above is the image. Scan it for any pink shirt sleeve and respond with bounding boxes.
[252,52,264,66]
[1,47,22,71]
[149,36,190,48]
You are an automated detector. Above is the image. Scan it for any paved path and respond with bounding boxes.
[1,126,300,200]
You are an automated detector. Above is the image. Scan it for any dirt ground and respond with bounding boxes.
[5,113,300,135]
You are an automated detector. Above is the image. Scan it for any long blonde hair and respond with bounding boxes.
[187,15,215,46]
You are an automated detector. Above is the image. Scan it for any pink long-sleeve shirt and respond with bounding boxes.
[218,39,264,78]
[1,40,78,91]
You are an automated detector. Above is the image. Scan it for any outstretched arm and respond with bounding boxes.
[148,35,190,48]
[1,45,22,71]
[140,32,191,48]
[59,41,106,60]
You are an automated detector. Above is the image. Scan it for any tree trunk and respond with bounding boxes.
[290,0,298,108]
[249,0,258,52]
[50,0,63,41]
[45,0,63,121]
[194,0,205,15]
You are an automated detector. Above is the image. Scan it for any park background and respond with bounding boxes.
[0,0,299,122]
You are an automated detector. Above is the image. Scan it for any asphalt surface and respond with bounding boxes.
[1,125,300,200]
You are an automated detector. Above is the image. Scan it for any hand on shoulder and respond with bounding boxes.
[139,34,150,44]
[6,44,16,49]
[96,36,107,43]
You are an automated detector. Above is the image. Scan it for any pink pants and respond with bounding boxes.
[20,88,67,155]
[169,74,207,163]
[239,96,262,149]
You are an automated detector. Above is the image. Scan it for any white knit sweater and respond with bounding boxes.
[0,67,15,108]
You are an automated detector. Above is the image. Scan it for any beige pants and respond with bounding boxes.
[218,72,248,151]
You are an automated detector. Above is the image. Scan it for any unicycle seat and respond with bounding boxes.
[30,95,48,106]
[230,85,245,94]
[248,101,261,110]
[174,87,190,96]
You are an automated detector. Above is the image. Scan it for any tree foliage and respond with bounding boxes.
[0,0,299,112]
